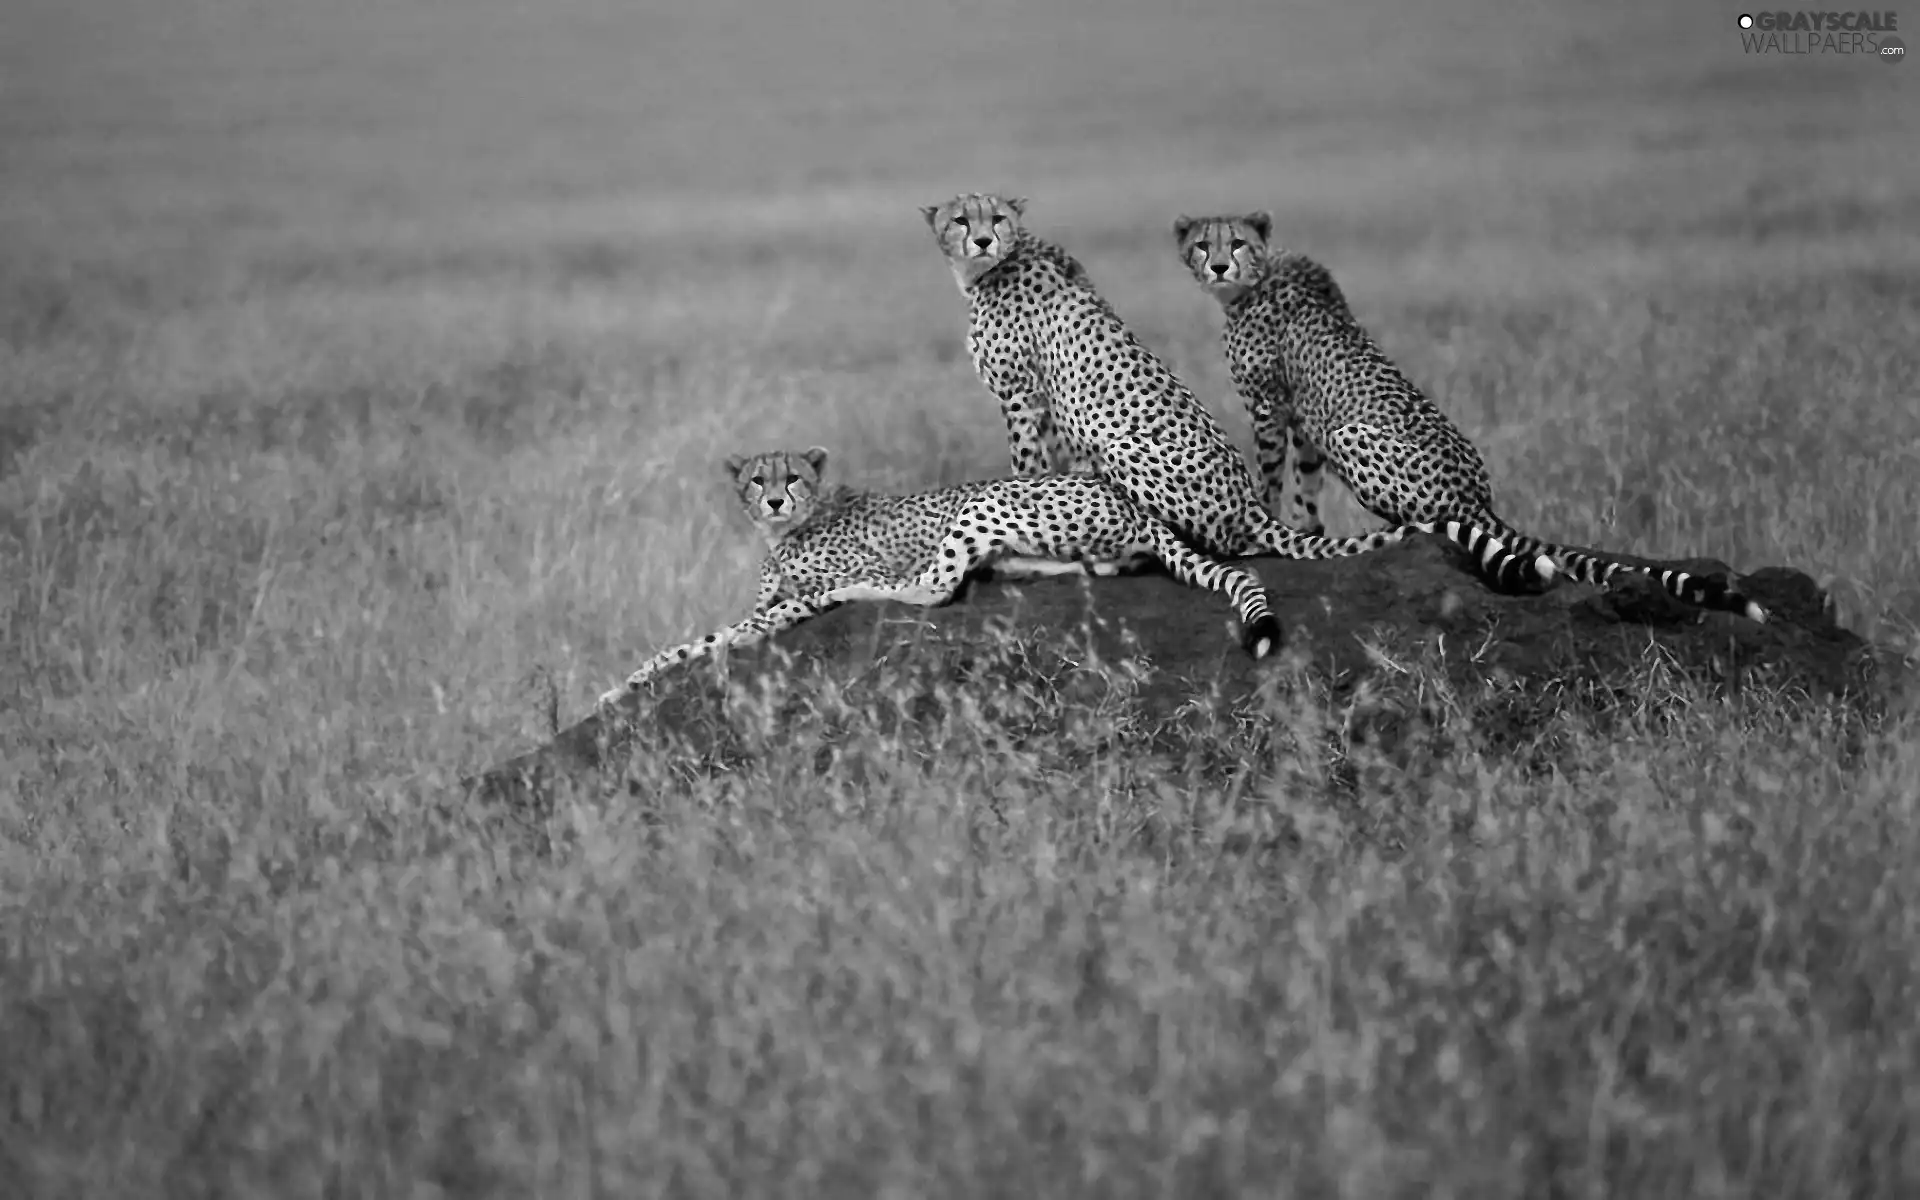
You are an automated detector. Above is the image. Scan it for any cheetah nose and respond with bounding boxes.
[1209,262,1230,277]
[972,236,993,251]
[766,497,785,511]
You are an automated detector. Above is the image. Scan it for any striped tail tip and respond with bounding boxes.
[1664,567,1771,624]
[1710,577,1769,624]
[1703,590,1768,624]
[1532,553,1559,585]
[1242,613,1284,659]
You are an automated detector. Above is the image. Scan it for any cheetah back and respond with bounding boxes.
[965,230,1269,556]
[1223,255,1500,525]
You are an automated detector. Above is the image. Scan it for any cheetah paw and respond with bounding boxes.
[598,672,658,710]
[900,584,953,607]
[1085,551,1157,578]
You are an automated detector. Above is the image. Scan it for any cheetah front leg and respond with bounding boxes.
[597,592,846,709]
[1242,378,1326,535]
[1041,420,1096,475]
[747,560,781,612]
[992,374,1064,478]
[1283,423,1330,536]
[1243,388,1294,521]
[988,370,1136,576]
[1024,420,1146,579]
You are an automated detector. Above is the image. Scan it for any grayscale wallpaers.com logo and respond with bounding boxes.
[1737,11,1905,60]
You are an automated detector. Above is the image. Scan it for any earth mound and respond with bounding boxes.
[465,535,1898,814]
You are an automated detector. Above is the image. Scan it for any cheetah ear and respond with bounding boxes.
[919,204,942,229]
[1172,214,1198,245]
[1005,196,1027,217]
[801,446,829,476]
[722,453,750,479]
[1246,210,1274,243]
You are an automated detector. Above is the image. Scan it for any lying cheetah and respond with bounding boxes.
[1172,211,1766,621]
[598,445,1375,708]
[918,193,1551,593]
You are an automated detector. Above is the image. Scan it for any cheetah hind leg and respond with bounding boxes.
[986,552,1154,581]
[826,518,1068,607]
[1098,437,1401,563]
[1320,422,1556,590]
[1143,522,1283,659]
[597,593,844,710]
[989,555,1097,581]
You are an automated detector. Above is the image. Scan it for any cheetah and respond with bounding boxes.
[597,445,1370,708]
[1171,210,1766,621]
[918,193,1550,596]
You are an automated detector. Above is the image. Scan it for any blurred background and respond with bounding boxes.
[8,0,1911,302]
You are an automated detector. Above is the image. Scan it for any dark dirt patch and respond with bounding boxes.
[465,536,1901,824]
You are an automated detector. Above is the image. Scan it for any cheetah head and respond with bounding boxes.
[920,192,1028,290]
[724,446,830,539]
[1172,211,1273,305]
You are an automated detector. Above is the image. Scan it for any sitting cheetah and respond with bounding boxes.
[1171,210,1766,622]
[918,193,1551,593]
[599,445,1392,708]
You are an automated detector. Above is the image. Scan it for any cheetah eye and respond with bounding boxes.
[750,475,766,486]
[785,474,800,485]
[952,216,970,229]
[1192,241,1209,255]
[1230,238,1247,251]
[992,214,1007,225]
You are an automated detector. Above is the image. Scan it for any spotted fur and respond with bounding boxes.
[1172,211,1766,622]
[599,447,1302,707]
[918,193,1544,595]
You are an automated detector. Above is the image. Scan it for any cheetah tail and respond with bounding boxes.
[1413,519,1558,592]
[1259,521,1412,561]
[1481,517,1769,623]
[1257,516,1538,573]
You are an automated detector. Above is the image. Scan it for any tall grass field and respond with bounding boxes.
[4,0,1919,1194]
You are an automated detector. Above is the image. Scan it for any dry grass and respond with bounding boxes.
[4,0,1919,1195]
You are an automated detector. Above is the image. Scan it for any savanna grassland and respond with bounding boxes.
[4,0,1920,1195]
